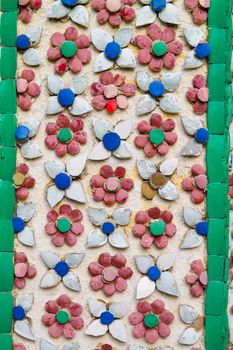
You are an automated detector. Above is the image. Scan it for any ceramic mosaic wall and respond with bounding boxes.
[0,0,232,349]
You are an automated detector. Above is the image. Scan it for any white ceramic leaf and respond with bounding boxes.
[157,253,176,271]
[66,153,87,177]
[91,29,112,51]
[180,229,203,249]
[70,76,88,95]
[184,27,205,48]
[88,298,106,317]
[136,71,153,92]
[92,117,113,140]
[47,185,64,208]
[69,5,89,27]
[16,293,33,311]
[23,48,42,66]
[113,141,132,159]
[45,160,65,179]
[85,319,108,337]
[136,95,157,116]
[159,4,180,25]
[114,120,132,140]
[109,319,127,342]
[136,6,157,27]
[87,207,108,226]
[18,227,35,247]
[65,253,84,268]
[179,304,199,324]
[48,0,70,19]
[41,251,60,268]
[114,28,133,47]
[112,208,131,225]
[183,50,204,69]
[40,270,61,288]
[16,203,36,222]
[47,74,65,95]
[63,271,81,292]
[179,328,200,345]
[109,228,129,249]
[156,271,179,297]
[40,338,57,350]
[47,96,64,115]
[159,158,178,176]
[66,181,87,203]
[109,302,129,318]
[136,159,156,180]
[93,53,114,73]
[183,207,202,228]
[88,142,111,161]
[136,276,155,299]
[181,116,202,136]
[23,119,41,138]
[135,255,154,274]
[116,48,136,69]
[86,229,108,248]
[21,141,43,159]
[69,97,93,116]
[14,320,35,341]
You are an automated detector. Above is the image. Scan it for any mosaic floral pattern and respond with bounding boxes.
[14,164,36,201]
[17,69,41,111]
[185,259,207,297]
[186,74,208,114]
[184,0,209,25]
[14,252,37,289]
[19,0,42,23]
[182,164,207,204]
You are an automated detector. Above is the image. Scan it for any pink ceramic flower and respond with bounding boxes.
[182,164,207,204]
[132,23,183,72]
[185,259,207,297]
[88,252,133,296]
[45,204,84,247]
[94,345,114,350]
[129,300,174,344]
[91,71,136,114]
[184,0,209,25]
[42,294,84,339]
[14,252,37,289]
[13,344,27,350]
[134,113,177,157]
[45,114,87,157]
[90,164,134,206]
[132,207,176,249]
[91,0,135,27]
[14,163,36,201]
[47,27,91,74]
[19,0,42,23]
[17,69,41,111]
[186,74,208,115]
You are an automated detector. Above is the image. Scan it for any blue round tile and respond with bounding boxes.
[151,0,166,11]
[195,128,209,143]
[54,261,69,277]
[103,132,121,151]
[16,35,30,50]
[13,306,26,320]
[147,265,161,281]
[104,41,121,60]
[100,311,114,325]
[61,0,78,6]
[102,222,115,235]
[54,173,71,190]
[58,89,75,107]
[13,217,25,233]
[196,221,208,236]
[149,81,165,98]
[16,125,30,142]
[195,43,211,58]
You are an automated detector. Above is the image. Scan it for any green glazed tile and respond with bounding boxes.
[0,0,18,12]
[0,181,14,220]
[0,253,13,292]
[0,148,16,182]
[0,334,12,350]
[207,219,229,256]
[208,29,227,64]
[0,293,12,332]
[208,0,228,29]
[0,48,17,79]
[0,115,16,148]
[0,219,14,252]
[208,255,228,282]
[205,314,228,350]
[207,183,227,219]
[205,282,228,316]
[208,64,226,102]
[0,81,16,114]
[0,12,17,47]
[206,135,227,183]
[207,102,225,134]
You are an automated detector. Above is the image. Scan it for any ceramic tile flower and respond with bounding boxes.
[44,154,87,208]
[19,0,42,23]
[90,164,134,206]
[87,207,131,249]
[136,158,179,201]
[47,27,91,74]
[178,304,201,346]
[183,28,211,69]
[16,27,42,66]
[136,70,181,116]
[91,28,136,73]
[135,253,179,299]
[186,74,208,114]
[180,207,207,249]
[133,24,183,72]
[48,0,90,28]
[185,259,207,297]
[85,299,129,342]
[89,118,132,160]
[136,0,180,27]
[93,344,116,350]
[184,0,209,25]
[45,204,84,247]
[13,293,34,341]
[40,251,84,292]
[46,74,93,116]
[17,69,41,111]
[182,164,207,204]
[132,206,176,249]
[40,338,80,350]
[91,71,136,114]
[91,0,135,27]
[181,116,209,157]
[13,203,36,247]
[14,164,36,201]
[42,294,84,339]
[134,113,177,157]
[16,119,42,160]
[13,343,27,350]
[14,252,37,289]
[88,252,133,296]
[45,114,87,157]
[129,299,174,344]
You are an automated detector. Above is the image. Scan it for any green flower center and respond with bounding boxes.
[149,220,165,236]
[61,41,77,58]
[58,128,73,143]
[144,313,159,328]
[56,218,71,233]
[152,41,167,57]
[56,309,70,324]
[149,129,165,145]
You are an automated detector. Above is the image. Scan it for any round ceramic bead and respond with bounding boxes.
[100,311,114,325]
[106,100,118,113]
[102,221,115,235]
[61,41,77,58]
[16,125,30,142]
[149,129,165,145]
[61,0,78,6]
[58,89,75,107]
[56,309,70,324]
[196,221,208,236]
[151,0,166,11]
[149,220,165,236]
[104,41,121,60]
[147,265,161,281]
[13,306,26,320]
[106,0,121,12]
[13,217,25,233]
[144,313,159,328]
[54,173,71,190]
[54,261,69,277]
[57,218,71,233]
[195,43,211,58]
[103,132,121,151]
[152,41,167,57]
[58,128,73,143]
[195,128,209,143]
[149,81,165,97]
[16,35,30,50]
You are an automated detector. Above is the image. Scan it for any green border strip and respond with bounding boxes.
[0,0,18,349]
[205,1,232,349]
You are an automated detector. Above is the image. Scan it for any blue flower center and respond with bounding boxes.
[16,125,30,142]
[103,132,121,151]
[151,0,166,11]
[101,221,115,235]
[195,128,209,143]
[100,311,114,325]
[54,172,71,190]
[196,221,208,236]
[147,265,161,281]
[13,217,25,233]
[13,306,26,320]
[104,41,121,60]
[16,34,30,50]
[149,81,165,98]
[54,261,70,277]
[61,0,79,7]
[58,89,75,107]
[195,43,211,58]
